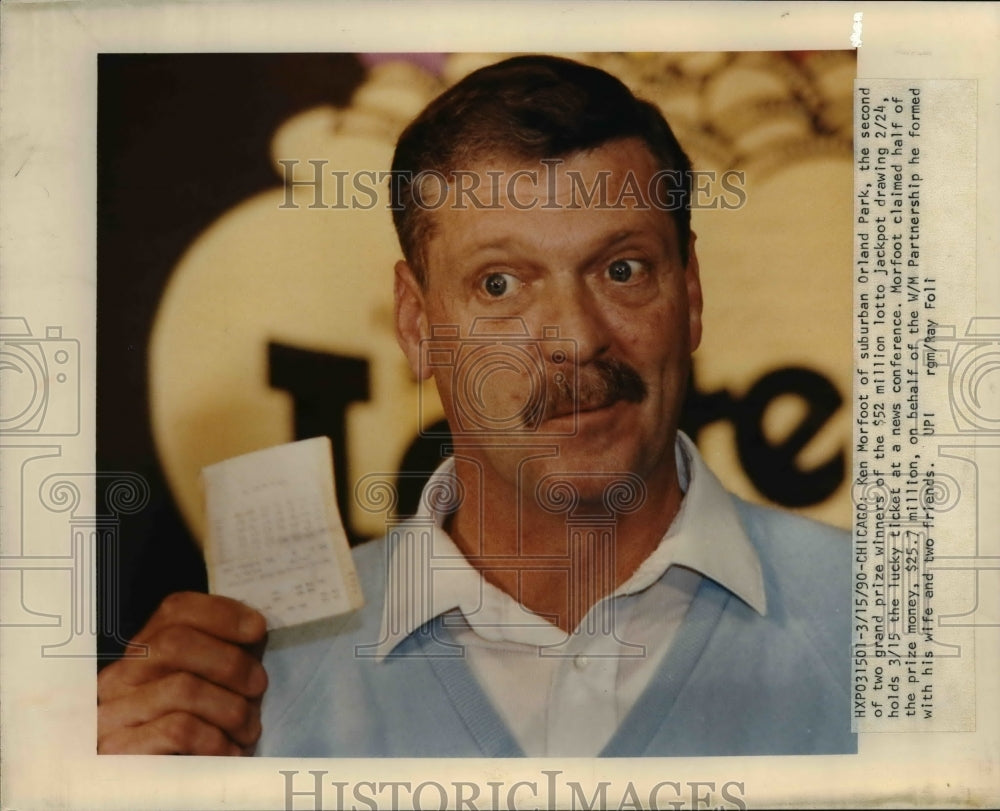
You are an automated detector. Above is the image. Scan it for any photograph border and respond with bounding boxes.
[1,2,997,809]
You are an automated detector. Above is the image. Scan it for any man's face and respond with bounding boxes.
[394,138,702,503]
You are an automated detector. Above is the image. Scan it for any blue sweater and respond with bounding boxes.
[257,497,857,757]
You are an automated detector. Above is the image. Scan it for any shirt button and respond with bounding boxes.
[574,654,589,670]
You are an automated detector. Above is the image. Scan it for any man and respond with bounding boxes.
[97,55,855,757]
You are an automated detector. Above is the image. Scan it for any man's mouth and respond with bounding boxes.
[546,394,619,421]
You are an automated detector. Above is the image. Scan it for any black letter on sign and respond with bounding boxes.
[268,342,370,543]
[734,367,844,507]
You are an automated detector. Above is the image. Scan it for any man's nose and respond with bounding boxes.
[541,279,611,364]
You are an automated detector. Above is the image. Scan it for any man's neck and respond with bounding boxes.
[444,454,683,634]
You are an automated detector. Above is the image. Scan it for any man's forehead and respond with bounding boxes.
[442,137,662,204]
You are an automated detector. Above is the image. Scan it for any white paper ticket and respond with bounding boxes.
[201,436,364,629]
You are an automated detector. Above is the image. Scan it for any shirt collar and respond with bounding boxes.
[646,431,766,614]
[373,431,765,660]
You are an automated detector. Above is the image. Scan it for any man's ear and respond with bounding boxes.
[685,231,704,352]
[394,259,432,379]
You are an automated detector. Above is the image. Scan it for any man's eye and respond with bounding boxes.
[482,272,518,297]
[607,259,642,283]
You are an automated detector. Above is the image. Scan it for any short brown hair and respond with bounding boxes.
[390,55,693,284]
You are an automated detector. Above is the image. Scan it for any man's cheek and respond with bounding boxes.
[466,368,539,429]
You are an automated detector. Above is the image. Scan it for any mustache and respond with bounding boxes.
[539,357,647,422]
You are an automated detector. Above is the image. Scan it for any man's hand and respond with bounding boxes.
[97,592,268,755]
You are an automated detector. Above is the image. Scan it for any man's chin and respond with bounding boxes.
[524,463,649,514]
[518,443,651,511]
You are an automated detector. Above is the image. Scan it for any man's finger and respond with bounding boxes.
[98,672,262,747]
[98,711,244,756]
[100,626,268,701]
[131,592,266,647]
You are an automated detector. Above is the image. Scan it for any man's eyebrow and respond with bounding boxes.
[460,236,561,268]
[577,229,655,267]
[600,230,644,249]
[458,228,667,269]
[465,237,520,256]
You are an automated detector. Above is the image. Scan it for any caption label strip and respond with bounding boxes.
[853,79,980,733]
